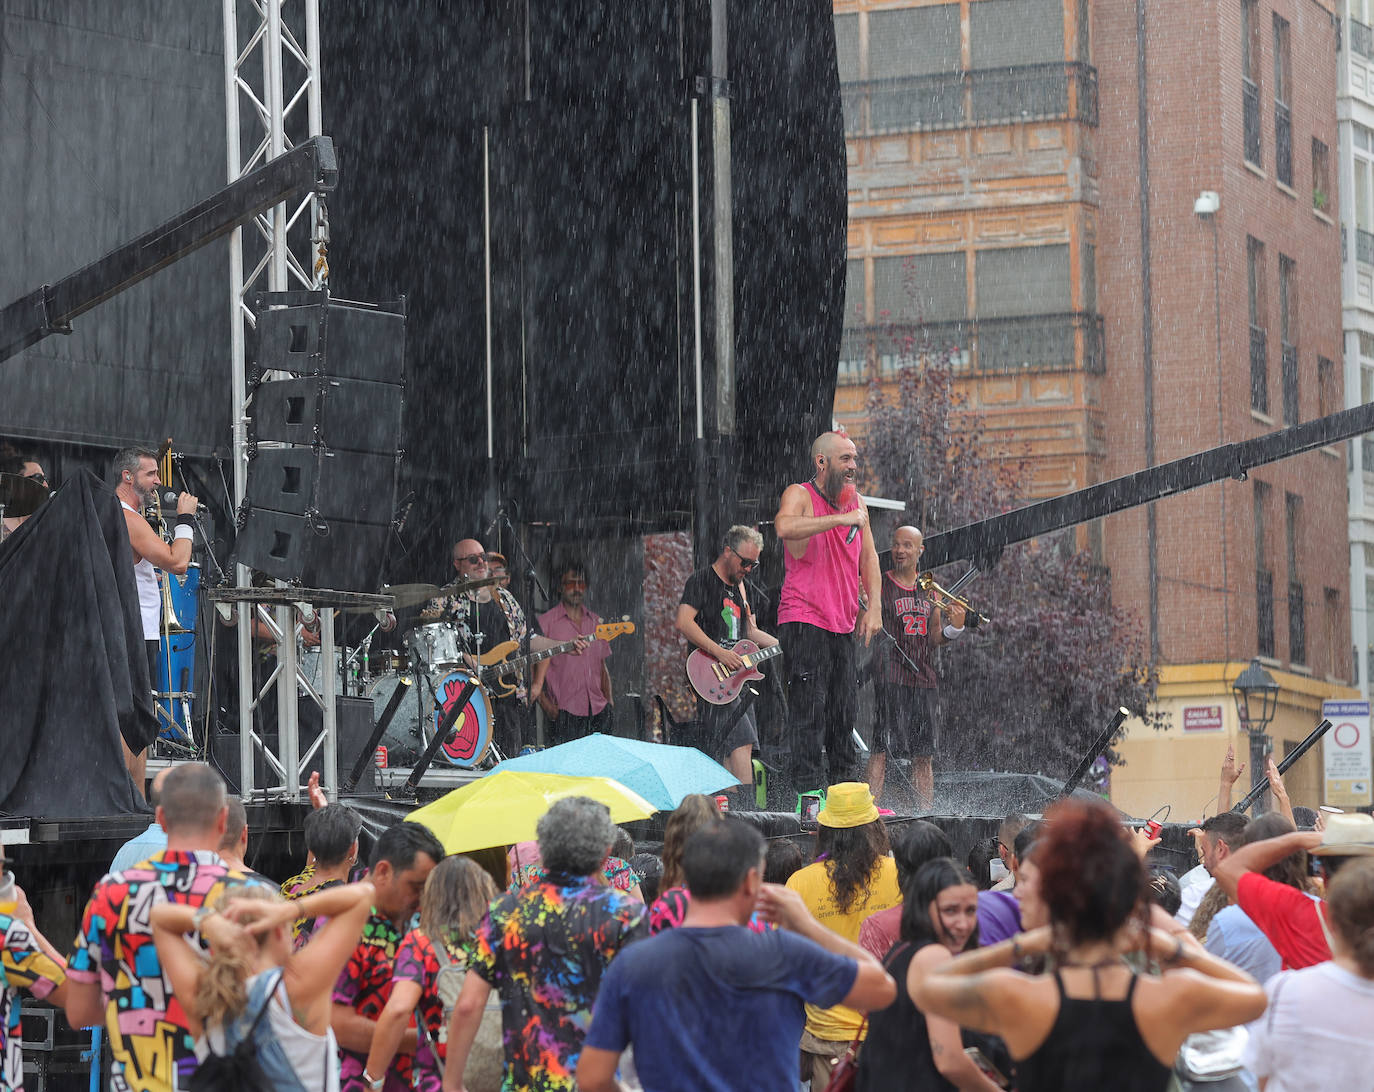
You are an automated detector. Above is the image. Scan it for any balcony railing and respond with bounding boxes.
[1359,228,1374,266]
[1275,100,1293,186]
[1257,569,1275,658]
[1243,78,1262,166]
[1288,581,1306,665]
[1281,341,1299,424]
[841,63,1098,136]
[1353,17,1374,59]
[1250,324,1269,414]
[837,312,1105,384]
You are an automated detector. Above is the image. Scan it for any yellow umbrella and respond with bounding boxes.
[405,770,658,854]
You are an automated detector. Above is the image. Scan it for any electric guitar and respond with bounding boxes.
[686,639,783,705]
[477,620,635,698]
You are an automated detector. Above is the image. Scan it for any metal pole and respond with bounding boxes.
[1233,719,1332,814]
[484,127,495,461]
[710,0,733,438]
[320,607,337,798]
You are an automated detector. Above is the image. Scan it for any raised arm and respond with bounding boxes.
[1217,744,1245,813]
[1264,757,1295,826]
[774,483,865,550]
[122,506,194,574]
[1212,830,1322,901]
[756,884,895,1013]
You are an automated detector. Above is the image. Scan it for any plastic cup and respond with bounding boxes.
[0,871,17,916]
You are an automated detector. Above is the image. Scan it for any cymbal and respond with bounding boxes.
[382,583,442,608]
[0,474,47,518]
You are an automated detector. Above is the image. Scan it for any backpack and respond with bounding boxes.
[188,970,282,1092]
[422,933,467,1046]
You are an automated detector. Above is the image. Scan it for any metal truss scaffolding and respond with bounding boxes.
[222,0,330,801]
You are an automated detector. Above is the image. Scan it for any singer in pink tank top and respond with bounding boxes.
[774,432,883,797]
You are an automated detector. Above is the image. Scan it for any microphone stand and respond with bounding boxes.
[493,503,547,753]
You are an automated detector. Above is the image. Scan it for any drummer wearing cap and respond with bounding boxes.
[1215,810,1374,970]
[784,783,900,1087]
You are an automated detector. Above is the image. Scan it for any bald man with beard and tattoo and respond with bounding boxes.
[774,432,882,801]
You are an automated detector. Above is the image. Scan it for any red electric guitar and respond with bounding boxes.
[686,639,784,705]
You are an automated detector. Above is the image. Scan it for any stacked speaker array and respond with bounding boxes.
[234,290,406,591]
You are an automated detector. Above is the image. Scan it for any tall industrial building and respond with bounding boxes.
[835,0,1359,816]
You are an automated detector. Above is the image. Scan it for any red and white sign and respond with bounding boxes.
[1322,700,1372,807]
[1183,705,1224,732]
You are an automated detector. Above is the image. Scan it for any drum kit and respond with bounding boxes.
[344,575,505,771]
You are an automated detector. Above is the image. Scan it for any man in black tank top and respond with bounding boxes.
[866,526,964,808]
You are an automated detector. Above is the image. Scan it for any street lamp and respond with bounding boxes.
[1232,658,1280,804]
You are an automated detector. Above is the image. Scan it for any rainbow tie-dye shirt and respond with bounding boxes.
[469,871,647,1091]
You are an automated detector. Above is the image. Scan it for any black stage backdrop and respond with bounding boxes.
[0,2,229,455]
[323,0,846,569]
[0,471,153,817]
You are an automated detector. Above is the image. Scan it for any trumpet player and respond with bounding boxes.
[114,447,198,796]
[865,525,965,807]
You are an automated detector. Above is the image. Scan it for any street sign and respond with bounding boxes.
[1321,700,1373,807]
[1183,705,1223,731]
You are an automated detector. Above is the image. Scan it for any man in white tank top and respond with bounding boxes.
[114,447,198,798]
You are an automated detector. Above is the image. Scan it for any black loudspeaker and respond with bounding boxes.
[244,448,397,524]
[234,509,390,589]
[235,292,405,590]
[251,376,403,455]
[209,696,377,795]
[253,291,405,382]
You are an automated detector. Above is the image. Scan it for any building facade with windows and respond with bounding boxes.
[835,0,1357,817]
[1339,0,1374,701]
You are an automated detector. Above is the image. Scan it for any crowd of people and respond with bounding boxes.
[0,761,1372,1092]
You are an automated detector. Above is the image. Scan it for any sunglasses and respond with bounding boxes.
[455,553,488,565]
[23,472,46,486]
[728,546,758,571]
[562,578,587,589]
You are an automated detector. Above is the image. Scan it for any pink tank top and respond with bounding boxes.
[777,481,862,634]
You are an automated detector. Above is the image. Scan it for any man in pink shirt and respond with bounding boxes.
[531,561,614,744]
[774,432,883,798]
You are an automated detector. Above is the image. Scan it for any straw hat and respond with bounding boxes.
[817,782,880,829]
[1311,812,1374,857]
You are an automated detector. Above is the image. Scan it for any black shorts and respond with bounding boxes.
[872,681,937,759]
[700,700,759,758]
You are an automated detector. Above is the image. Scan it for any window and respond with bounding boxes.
[1286,492,1305,664]
[1354,0,1374,59]
[969,0,1065,68]
[1242,0,1262,166]
[1318,356,1337,420]
[843,259,865,327]
[1248,237,1268,412]
[860,6,962,130]
[975,245,1071,317]
[1273,15,1292,186]
[1362,366,1374,472]
[1255,481,1274,658]
[873,253,968,325]
[1354,126,1374,266]
[1082,240,1097,312]
[834,15,859,83]
[1312,140,1331,213]
[1326,588,1343,679]
[1279,255,1298,423]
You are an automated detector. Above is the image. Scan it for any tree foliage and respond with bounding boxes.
[859,332,1160,778]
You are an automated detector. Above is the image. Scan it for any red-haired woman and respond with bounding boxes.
[909,797,1267,1092]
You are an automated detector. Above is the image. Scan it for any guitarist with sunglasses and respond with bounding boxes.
[676,526,780,807]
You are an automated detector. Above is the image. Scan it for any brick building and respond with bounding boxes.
[834,0,1358,817]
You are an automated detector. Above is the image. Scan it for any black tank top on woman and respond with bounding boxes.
[854,941,954,1092]
[1017,969,1172,1092]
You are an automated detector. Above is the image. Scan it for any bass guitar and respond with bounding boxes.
[478,620,635,698]
[686,639,783,705]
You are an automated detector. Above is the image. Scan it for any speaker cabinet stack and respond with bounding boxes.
[233,291,406,591]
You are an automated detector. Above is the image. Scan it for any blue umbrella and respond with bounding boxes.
[489,733,740,811]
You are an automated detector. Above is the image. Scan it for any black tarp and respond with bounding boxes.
[0,469,153,817]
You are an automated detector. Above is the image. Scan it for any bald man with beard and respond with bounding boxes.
[423,539,577,757]
[774,432,882,800]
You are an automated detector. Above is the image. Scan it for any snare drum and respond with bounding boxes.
[407,622,468,672]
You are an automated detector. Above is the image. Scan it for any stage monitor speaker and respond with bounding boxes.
[209,696,378,795]
[250,376,403,455]
[252,290,405,383]
[233,508,390,589]
[244,448,396,524]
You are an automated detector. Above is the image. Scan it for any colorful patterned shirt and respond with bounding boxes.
[68,850,243,1092]
[1,914,66,1092]
[392,930,470,1092]
[470,871,647,1092]
[288,876,345,951]
[509,857,638,894]
[332,913,414,1092]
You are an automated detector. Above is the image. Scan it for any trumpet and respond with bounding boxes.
[916,573,988,628]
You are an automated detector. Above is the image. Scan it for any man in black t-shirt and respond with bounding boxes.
[676,526,779,802]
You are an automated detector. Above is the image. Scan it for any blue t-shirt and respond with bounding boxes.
[1205,903,1283,984]
[585,925,858,1092]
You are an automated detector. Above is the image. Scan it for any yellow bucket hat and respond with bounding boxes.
[817,782,880,829]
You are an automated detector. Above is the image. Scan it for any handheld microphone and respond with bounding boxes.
[840,484,860,544]
[159,488,207,512]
